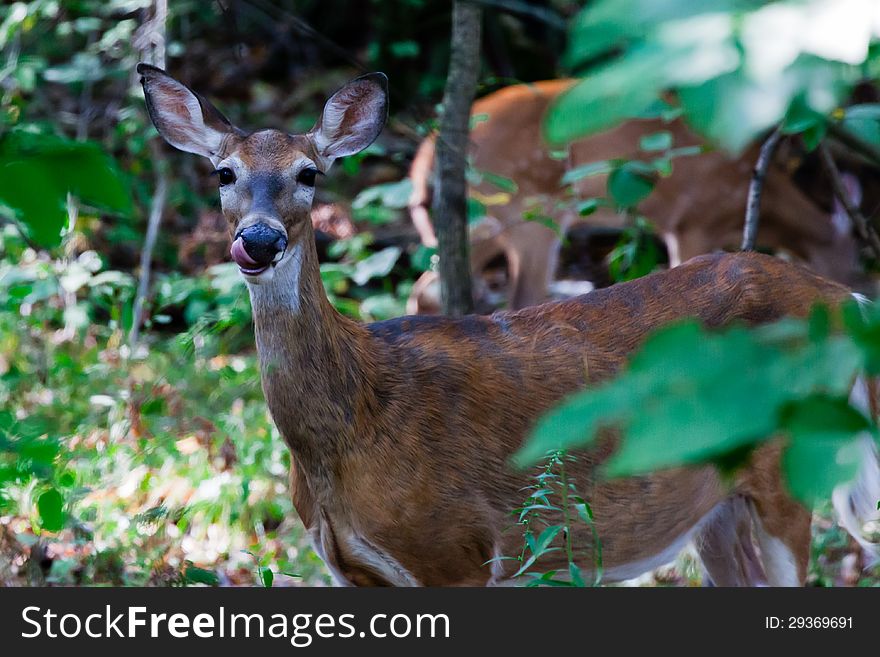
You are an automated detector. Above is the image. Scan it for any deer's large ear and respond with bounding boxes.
[137,63,240,163]
[310,73,388,165]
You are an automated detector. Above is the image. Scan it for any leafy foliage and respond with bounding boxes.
[0,128,131,247]
[548,0,879,152]
[504,452,602,587]
[606,218,661,282]
[561,128,702,282]
[0,225,331,585]
[517,302,878,509]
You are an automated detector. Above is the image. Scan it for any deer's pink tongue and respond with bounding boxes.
[230,237,261,268]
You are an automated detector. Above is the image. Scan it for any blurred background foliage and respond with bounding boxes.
[1,0,878,587]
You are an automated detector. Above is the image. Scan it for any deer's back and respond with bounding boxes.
[335,253,849,584]
[373,251,848,394]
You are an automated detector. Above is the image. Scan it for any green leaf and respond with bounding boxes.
[183,564,220,586]
[636,98,681,120]
[566,0,767,67]
[780,395,870,440]
[480,171,518,194]
[640,131,673,152]
[351,247,401,286]
[783,99,825,135]
[844,104,880,121]
[0,158,67,246]
[513,553,540,579]
[682,57,850,154]
[783,96,828,151]
[37,487,64,532]
[470,113,489,129]
[389,40,419,59]
[14,414,54,440]
[678,72,783,154]
[666,146,706,158]
[352,179,413,210]
[522,211,564,238]
[516,311,864,474]
[783,434,864,509]
[577,198,602,216]
[0,129,131,248]
[534,525,562,555]
[607,220,659,282]
[18,438,60,466]
[842,116,880,149]
[411,245,437,272]
[568,562,586,587]
[562,159,622,185]
[359,293,405,321]
[544,67,659,146]
[651,157,673,177]
[260,567,274,588]
[808,304,830,343]
[467,197,487,223]
[607,162,656,208]
[843,298,880,374]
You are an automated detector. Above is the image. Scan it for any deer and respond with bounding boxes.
[407,80,864,314]
[138,63,880,586]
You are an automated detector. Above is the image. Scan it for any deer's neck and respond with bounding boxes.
[247,237,372,472]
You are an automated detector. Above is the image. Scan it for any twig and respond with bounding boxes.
[818,142,880,261]
[828,122,880,170]
[1,214,42,252]
[741,126,783,252]
[130,0,168,349]
[131,141,168,346]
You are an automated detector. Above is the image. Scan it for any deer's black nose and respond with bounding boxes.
[238,224,288,264]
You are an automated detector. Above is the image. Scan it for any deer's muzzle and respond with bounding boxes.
[231,223,288,275]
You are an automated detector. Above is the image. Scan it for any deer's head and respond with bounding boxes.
[138,64,388,284]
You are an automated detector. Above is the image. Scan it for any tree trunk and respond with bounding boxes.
[432,1,481,316]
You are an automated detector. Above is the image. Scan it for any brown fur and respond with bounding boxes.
[256,239,847,585]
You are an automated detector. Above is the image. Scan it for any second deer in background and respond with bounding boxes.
[408,80,865,314]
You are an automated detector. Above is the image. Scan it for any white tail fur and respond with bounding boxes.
[833,294,880,565]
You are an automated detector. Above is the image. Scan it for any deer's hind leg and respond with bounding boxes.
[748,497,811,587]
[696,495,767,586]
[737,442,812,587]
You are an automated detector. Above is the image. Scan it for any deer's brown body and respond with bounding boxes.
[409,80,861,313]
[258,248,847,585]
[139,65,878,586]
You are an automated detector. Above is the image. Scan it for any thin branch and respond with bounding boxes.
[741,126,783,252]
[130,0,168,349]
[818,142,880,261]
[827,122,880,170]
[131,142,168,347]
[0,207,40,252]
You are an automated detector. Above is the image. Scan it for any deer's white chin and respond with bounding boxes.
[241,266,275,284]
[245,243,303,315]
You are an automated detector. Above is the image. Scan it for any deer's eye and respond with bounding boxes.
[214,167,236,186]
[297,167,321,187]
